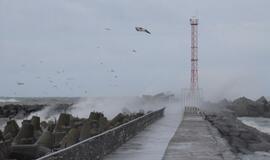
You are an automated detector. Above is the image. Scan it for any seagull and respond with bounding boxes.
[132,49,137,53]
[17,82,24,85]
[104,28,111,31]
[135,27,151,34]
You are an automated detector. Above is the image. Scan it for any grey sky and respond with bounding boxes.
[0,0,269,100]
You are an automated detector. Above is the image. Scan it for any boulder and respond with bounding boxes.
[36,130,53,149]
[4,120,19,139]
[206,113,270,154]
[13,120,36,145]
[60,127,80,148]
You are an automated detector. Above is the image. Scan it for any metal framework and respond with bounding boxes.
[182,17,202,108]
[190,17,199,91]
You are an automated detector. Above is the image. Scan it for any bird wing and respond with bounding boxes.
[144,29,151,34]
[135,27,151,34]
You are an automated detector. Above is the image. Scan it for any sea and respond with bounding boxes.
[239,117,270,160]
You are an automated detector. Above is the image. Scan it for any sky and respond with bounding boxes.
[0,0,269,100]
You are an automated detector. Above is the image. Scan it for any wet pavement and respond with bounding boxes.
[162,108,238,160]
[105,103,183,160]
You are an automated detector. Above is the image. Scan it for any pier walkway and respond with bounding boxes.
[162,107,238,160]
[105,104,182,160]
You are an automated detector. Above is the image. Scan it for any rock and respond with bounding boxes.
[256,96,268,105]
[233,97,255,106]
[4,120,19,139]
[110,113,125,127]
[13,120,36,145]
[36,130,53,149]
[60,127,80,148]
[40,121,48,131]
[10,144,50,160]
[0,104,45,119]
[248,142,270,152]
[32,117,43,140]
[206,113,270,154]
[89,112,104,121]
[79,120,98,141]
[0,106,150,159]
[0,130,3,142]
[226,96,270,117]
[54,113,72,132]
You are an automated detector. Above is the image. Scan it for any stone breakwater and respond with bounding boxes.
[0,110,148,160]
[162,107,237,160]
[0,103,72,119]
[0,104,45,119]
[36,108,165,160]
[206,112,270,154]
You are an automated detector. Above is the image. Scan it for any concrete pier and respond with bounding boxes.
[162,107,238,160]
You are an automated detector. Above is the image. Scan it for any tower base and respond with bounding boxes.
[181,88,203,107]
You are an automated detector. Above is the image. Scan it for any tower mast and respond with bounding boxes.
[190,17,199,91]
[182,17,202,108]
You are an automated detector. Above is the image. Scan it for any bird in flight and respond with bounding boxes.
[135,27,151,34]
[17,82,24,85]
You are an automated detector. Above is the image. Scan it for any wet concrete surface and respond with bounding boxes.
[105,104,183,160]
[162,111,238,160]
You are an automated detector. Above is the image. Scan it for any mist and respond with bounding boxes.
[1,96,180,130]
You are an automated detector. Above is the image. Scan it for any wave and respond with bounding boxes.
[0,98,19,103]
[238,117,270,135]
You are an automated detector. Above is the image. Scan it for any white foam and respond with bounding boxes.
[0,97,172,129]
[238,117,270,135]
[69,96,165,120]
[0,98,19,103]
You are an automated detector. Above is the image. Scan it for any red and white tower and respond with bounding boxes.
[190,17,199,91]
[182,17,202,107]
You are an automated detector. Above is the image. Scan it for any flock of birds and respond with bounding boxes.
[14,26,151,95]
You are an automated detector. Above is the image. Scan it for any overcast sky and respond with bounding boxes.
[0,0,269,100]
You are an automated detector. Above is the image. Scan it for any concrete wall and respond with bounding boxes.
[36,108,165,160]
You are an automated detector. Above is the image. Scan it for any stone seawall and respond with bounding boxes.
[163,107,237,160]
[36,108,165,160]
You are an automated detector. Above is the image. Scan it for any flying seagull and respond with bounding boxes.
[135,27,151,34]
[17,82,24,85]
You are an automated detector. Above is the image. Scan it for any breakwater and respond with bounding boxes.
[162,107,237,160]
[36,108,165,160]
